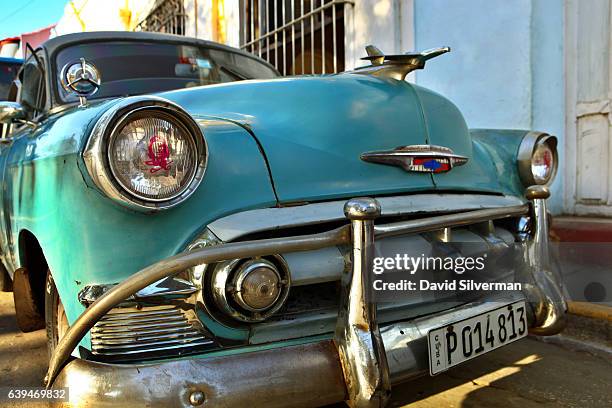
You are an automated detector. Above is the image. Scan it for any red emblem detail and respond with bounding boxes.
[145,135,172,173]
[412,158,451,173]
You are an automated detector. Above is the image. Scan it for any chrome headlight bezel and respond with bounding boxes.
[83,96,207,211]
[517,131,558,187]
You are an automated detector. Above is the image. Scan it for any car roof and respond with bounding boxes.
[41,31,276,71]
[0,56,23,64]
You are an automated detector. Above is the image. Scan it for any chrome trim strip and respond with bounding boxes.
[91,340,216,356]
[374,205,529,239]
[100,309,180,321]
[91,331,202,345]
[92,327,198,340]
[92,338,214,352]
[94,316,188,328]
[208,194,526,242]
[90,320,189,334]
[79,277,198,305]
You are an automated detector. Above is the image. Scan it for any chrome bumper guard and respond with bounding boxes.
[47,187,566,408]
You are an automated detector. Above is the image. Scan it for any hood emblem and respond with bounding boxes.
[361,145,468,173]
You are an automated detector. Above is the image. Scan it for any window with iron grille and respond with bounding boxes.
[240,0,349,75]
[137,0,187,36]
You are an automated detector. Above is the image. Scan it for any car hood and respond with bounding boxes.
[161,74,504,203]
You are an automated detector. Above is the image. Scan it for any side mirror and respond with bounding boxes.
[0,102,26,124]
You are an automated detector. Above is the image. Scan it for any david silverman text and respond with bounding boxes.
[373,279,522,291]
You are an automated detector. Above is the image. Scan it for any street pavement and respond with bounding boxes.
[0,291,610,407]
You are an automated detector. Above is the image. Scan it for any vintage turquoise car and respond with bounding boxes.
[0,32,565,407]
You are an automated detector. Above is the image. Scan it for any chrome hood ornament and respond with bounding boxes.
[353,45,450,81]
[361,145,468,173]
[60,57,101,107]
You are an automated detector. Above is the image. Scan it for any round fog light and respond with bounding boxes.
[233,260,282,311]
[210,256,290,323]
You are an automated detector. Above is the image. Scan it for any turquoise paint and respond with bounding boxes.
[411,85,506,194]
[469,129,529,198]
[1,102,277,338]
[162,74,436,202]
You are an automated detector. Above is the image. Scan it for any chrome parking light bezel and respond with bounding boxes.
[517,131,558,187]
[232,259,284,312]
[210,255,291,323]
[82,96,208,211]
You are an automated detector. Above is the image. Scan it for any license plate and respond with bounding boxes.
[428,301,527,375]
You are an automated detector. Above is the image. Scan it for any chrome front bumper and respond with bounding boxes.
[53,293,527,408]
[48,187,566,407]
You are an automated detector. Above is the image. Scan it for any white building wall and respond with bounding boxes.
[53,0,155,36]
[224,1,241,48]
[184,0,241,47]
[184,0,214,40]
[344,0,413,70]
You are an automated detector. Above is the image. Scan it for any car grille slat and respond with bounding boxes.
[92,334,210,350]
[94,315,187,328]
[91,325,197,340]
[90,305,215,358]
[91,329,202,345]
[100,308,180,321]
[91,340,216,356]
[91,319,191,333]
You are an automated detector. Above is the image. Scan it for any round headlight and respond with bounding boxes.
[518,132,558,186]
[108,111,198,201]
[83,97,207,211]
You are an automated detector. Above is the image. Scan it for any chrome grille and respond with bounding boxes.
[250,218,523,343]
[91,305,215,357]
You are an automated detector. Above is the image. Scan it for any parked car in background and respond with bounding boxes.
[0,57,21,139]
[0,57,21,101]
[0,32,565,407]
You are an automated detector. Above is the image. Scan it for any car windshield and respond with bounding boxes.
[0,60,21,100]
[54,41,278,103]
